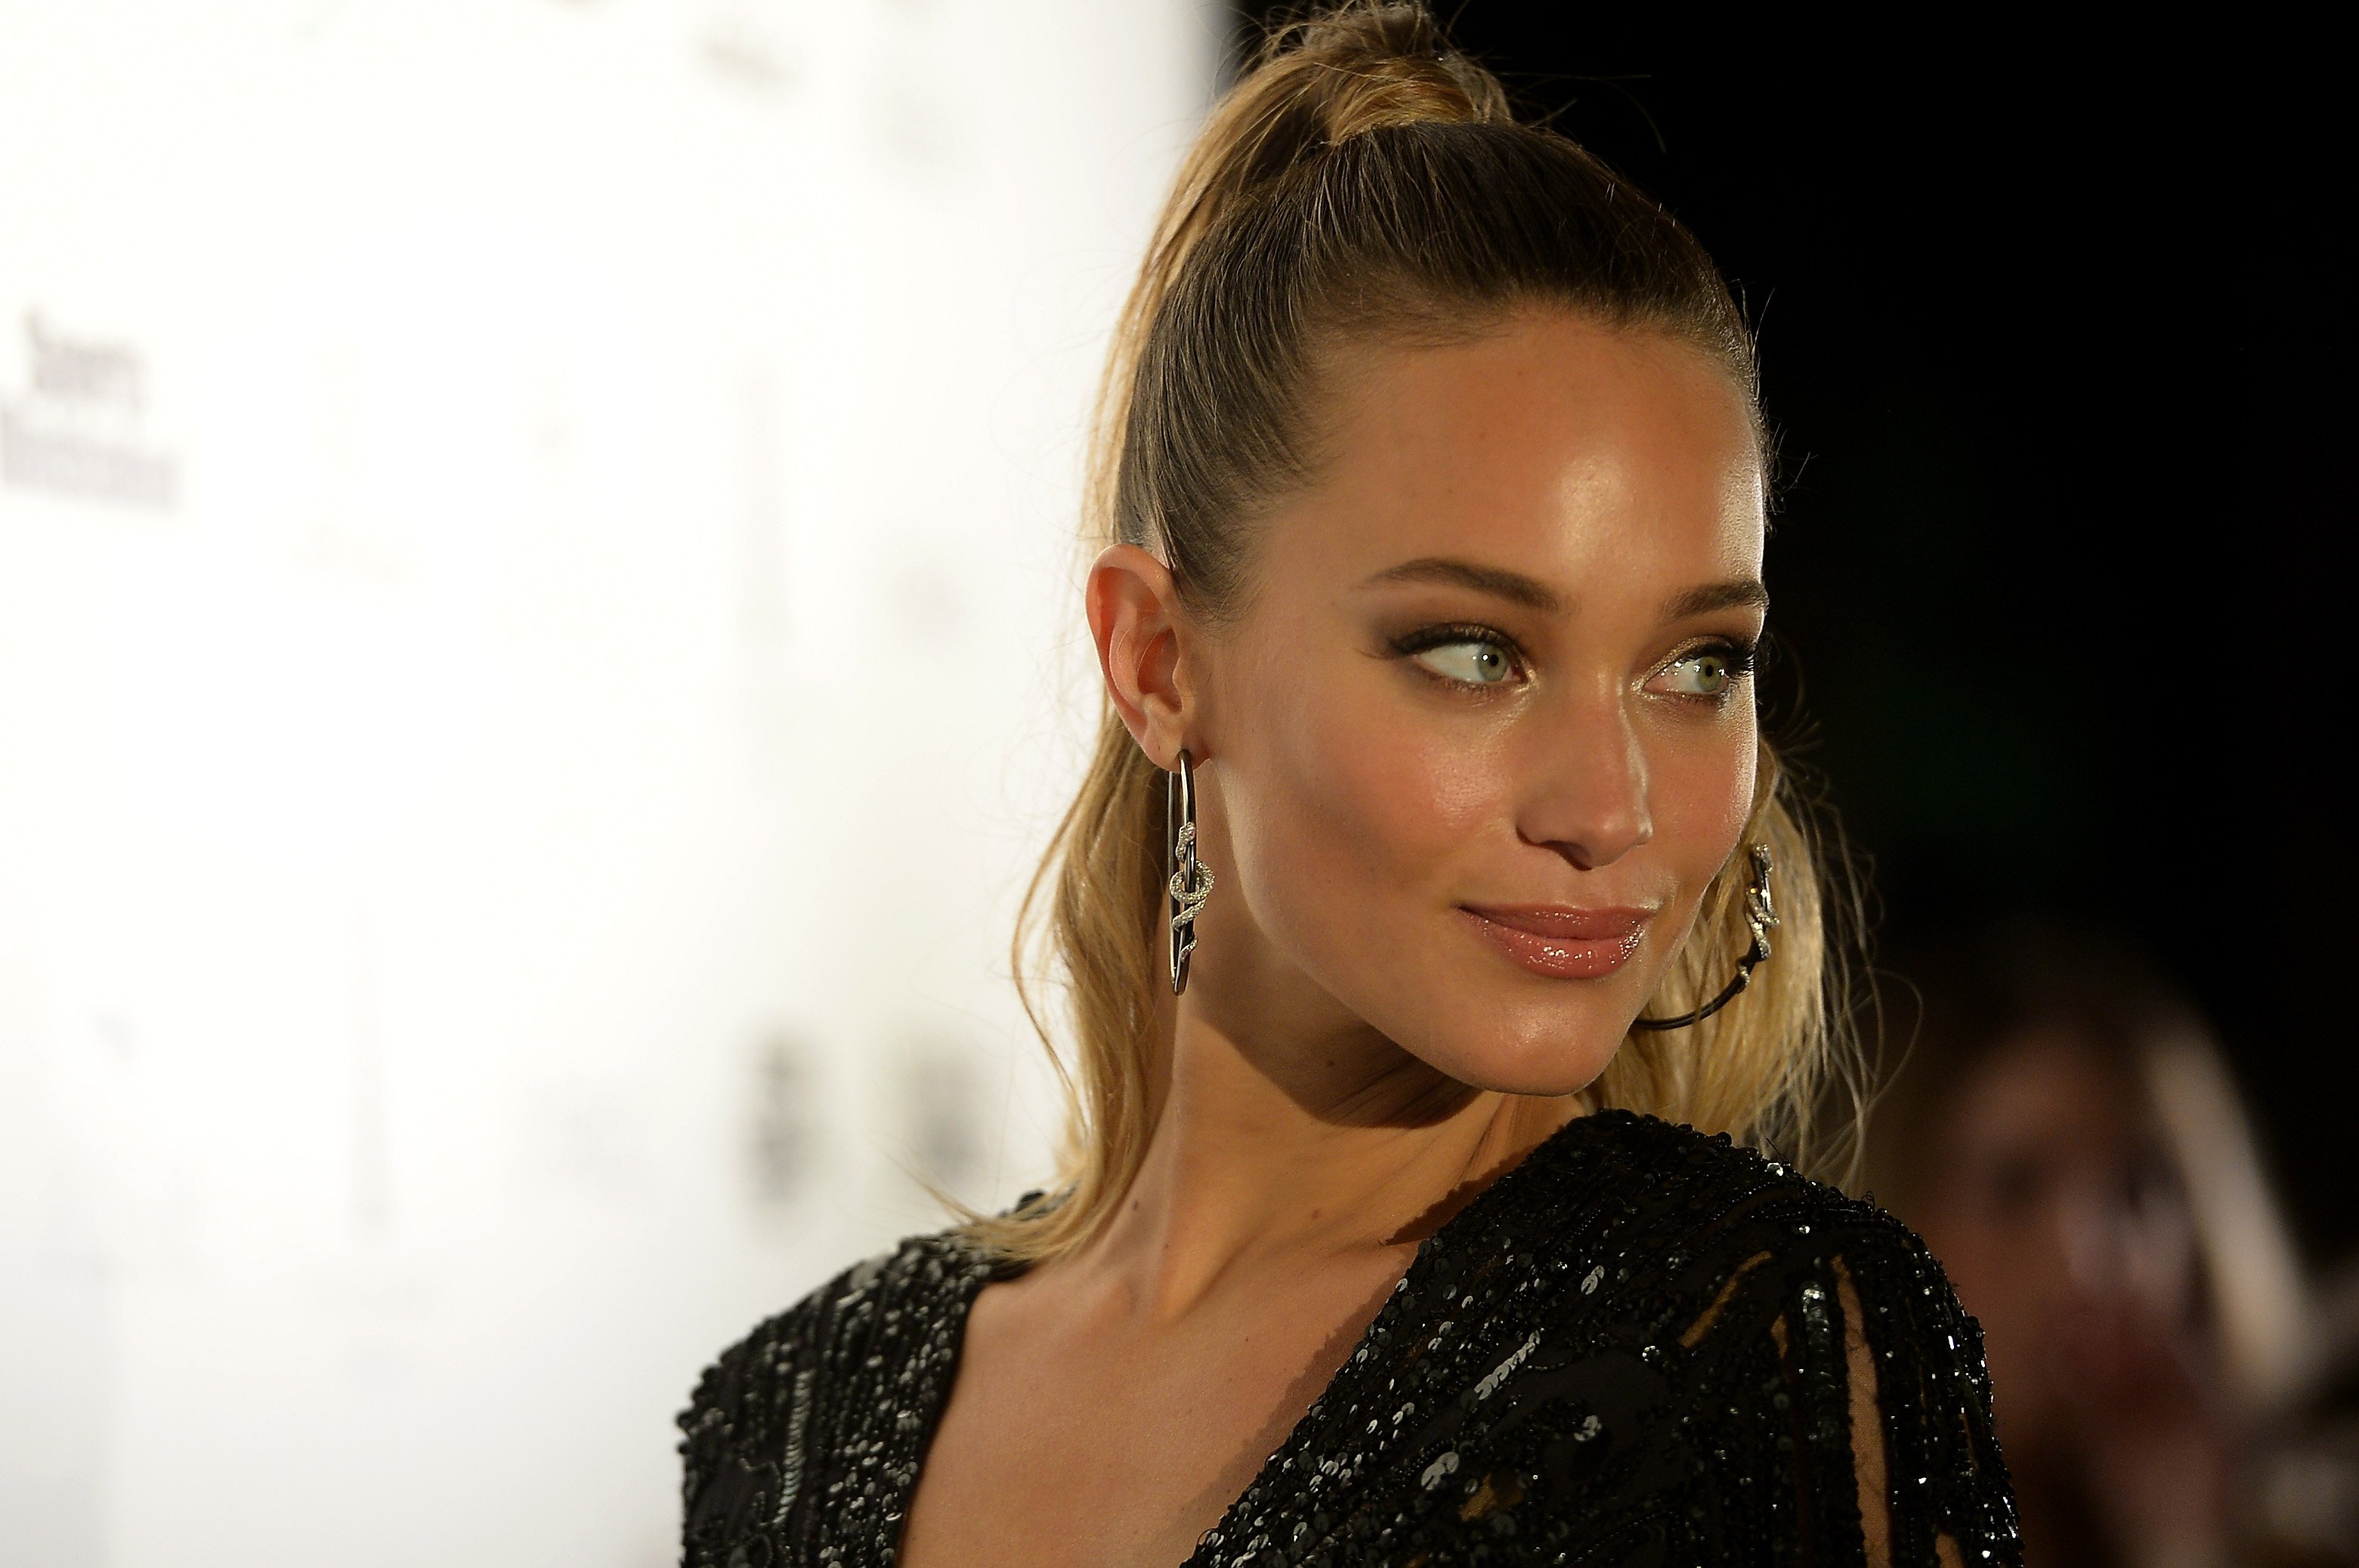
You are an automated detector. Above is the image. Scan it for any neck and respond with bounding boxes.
[1076,992,1582,1320]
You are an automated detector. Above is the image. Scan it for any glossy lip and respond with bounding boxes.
[1455,904,1653,980]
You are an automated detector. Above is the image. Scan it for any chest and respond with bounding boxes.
[895,1262,1405,1568]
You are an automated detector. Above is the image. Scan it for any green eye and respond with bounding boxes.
[1412,640,1516,685]
[1655,652,1733,697]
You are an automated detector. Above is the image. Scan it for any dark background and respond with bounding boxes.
[1235,6,2354,1262]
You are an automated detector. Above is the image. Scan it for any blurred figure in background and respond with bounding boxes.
[1867,923,2356,1566]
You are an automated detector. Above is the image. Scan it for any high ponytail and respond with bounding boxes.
[975,2,1858,1263]
[1083,5,1510,551]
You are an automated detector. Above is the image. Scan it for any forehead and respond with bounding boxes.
[1282,311,1765,589]
[1952,1025,2150,1155]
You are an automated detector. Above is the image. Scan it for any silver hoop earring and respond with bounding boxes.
[1166,749,1214,994]
[1630,843,1778,1031]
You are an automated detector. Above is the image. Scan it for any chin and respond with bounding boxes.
[1413,1007,1629,1099]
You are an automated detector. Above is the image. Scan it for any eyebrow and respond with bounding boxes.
[1362,557,1563,612]
[1662,578,1770,619]
[1362,558,1770,621]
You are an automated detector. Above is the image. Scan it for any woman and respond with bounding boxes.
[1866,924,2315,1566]
[681,5,2019,1563]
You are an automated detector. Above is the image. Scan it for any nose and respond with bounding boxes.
[1516,688,1653,871]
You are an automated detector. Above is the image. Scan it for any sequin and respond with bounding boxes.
[679,1110,2020,1566]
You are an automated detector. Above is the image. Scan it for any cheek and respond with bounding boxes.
[1622,716,1773,962]
[1651,721,1758,904]
[1222,670,1501,948]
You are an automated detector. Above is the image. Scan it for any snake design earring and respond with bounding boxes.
[1629,843,1779,1031]
[1166,749,1214,994]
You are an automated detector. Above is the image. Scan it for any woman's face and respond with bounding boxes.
[1914,1029,2202,1446]
[1179,311,1767,1096]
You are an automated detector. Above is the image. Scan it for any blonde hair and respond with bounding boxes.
[971,2,1862,1263]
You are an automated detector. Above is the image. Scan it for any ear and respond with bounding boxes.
[1086,543,1195,769]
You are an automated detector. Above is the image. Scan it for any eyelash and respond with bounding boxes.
[1683,639,1762,679]
[1656,639,1761,704]
[1386,625,1763,700]
[1389,622,1530,687]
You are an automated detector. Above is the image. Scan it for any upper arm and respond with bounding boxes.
[1823,1222,2014,1567]
[1688,1214,2018,1566]
[1835,1256,1970,1568]
[1834,1257,1896,1566]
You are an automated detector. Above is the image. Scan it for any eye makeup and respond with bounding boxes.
[1384,622,1530,691]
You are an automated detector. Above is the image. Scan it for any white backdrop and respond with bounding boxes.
[0,3,1216,1563]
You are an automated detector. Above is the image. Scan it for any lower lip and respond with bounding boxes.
[1456,909,1646,979]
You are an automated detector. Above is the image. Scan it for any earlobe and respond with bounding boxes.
[1086,543,1192,768]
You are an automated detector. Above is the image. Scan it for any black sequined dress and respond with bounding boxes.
[679,1109,2020,1566]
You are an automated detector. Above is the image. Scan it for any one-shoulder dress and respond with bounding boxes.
[679,1109,2021,1566]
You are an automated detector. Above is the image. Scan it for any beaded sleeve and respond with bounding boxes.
[678,1291,823,1566]
[1675,1208,2020,1565]
[680,1242,997,1568]
[1173,1118,2021,1566]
